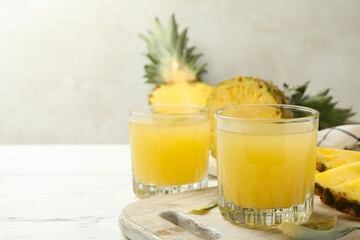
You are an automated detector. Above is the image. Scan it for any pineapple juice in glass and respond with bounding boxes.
[215,104,319,228]
[130,105,210,198]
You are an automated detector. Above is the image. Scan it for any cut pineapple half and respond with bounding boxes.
[315,162,360,217]
[316,147,360,172]
[207,76,287,158]
[149,82,214,106]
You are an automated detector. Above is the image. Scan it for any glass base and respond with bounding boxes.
[219,192,314,228]
[133,178,208,199]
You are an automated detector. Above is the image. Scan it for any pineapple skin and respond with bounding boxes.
[315,184,360,217]
[265,81,289,105]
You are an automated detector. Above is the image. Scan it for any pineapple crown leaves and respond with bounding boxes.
[139,14,207,84]
[283,81,356,129]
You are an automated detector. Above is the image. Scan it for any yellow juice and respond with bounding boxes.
[217,123,317,209]
[130,116,210,186]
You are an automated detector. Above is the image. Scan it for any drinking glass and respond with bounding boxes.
[215,104,319,228]
[129,105,210,198]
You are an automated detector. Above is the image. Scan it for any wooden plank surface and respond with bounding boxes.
[119,187,360,240]
[0,145,137,240]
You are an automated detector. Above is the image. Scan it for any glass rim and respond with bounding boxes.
[215,104,319,123]
[129,104,210,116]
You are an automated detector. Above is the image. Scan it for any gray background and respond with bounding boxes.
[0,0,359,144]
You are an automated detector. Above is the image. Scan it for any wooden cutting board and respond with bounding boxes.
[119,187,360,240]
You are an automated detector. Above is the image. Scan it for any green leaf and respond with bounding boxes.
[139,33,150,45]
[186,46,196,61]
[147,54,160,64]
[188,53,202,69]
[319,107,356,129]
[154,17,165,40]
[300,217,337,230]
[167,14,178,51]
[278,222,360,240]
[283,81,309,105]
[184,198,218,215]
[283,81,356,129]
[175,28,188,58]
[194,63,207,76]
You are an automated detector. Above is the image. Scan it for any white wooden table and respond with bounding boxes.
[0,145,138,240]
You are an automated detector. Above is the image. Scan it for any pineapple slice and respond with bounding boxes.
[316,162,360,186]
[315,162,360,217]
[207,76,288,158]
[316,147,360,172]
[149,82,214,106]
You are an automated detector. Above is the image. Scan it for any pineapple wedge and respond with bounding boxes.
[149,82,214,106]
[317,147,360,172]
[315,162,360,217]
[207,76,288,158]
